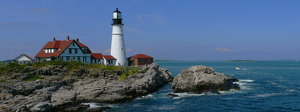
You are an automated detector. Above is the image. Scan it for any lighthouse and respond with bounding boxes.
[110,8,127,66]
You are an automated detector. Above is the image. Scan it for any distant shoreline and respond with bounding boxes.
[224,60,262,62]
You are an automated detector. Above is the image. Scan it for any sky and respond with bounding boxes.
[0,0,300,61]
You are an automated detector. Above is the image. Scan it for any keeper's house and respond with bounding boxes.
[34,36,116,65]
[127,54,153,66]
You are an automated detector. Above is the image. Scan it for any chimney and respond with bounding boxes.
[76,38,79,42]
[53,37,56,41]
[67,36,69,41]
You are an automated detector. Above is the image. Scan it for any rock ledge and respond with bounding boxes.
[172,65,240,94]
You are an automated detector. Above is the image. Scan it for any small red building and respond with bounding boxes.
[127,54,153,66]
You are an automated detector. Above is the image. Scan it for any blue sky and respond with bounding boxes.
[1,0,299,60]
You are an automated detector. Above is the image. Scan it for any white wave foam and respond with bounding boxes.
[173,99,185,104]
[239,79,255,82]
[168,92,205,99]
[158,89,173,92]
[158,106,175,110]
[82,103,115,108]
[251,93,282,98]
[228,74,235,76]
[136,94,155,100]
[287,89,297,92]
[132,103,143,107]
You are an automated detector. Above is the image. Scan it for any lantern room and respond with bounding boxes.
[112,8,123,25]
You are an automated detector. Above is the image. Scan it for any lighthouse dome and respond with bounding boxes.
[114,8,121,13]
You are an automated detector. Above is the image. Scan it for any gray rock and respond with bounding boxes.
[0,93,13,100]
[51,87,76,107]
[166,93,179,99]
[172,65,240,94]
[25,66,37,72]
[16,105,29,112]
[38,67,52,75]
[64,105,90,111]
[11,73,28,80]
[30,101,52,112]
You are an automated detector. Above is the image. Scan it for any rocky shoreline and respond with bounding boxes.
[0,64,241,111]
[0,64,173,111]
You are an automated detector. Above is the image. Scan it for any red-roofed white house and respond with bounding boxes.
[127,54,153,66]
[35,36,115,65]
[103,55,116,66]
[91,53,104,64]
[14,54,34,64]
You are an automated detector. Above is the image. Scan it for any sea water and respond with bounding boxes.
[100,61,300,111]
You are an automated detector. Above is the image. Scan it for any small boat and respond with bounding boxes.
[236,67,241,70]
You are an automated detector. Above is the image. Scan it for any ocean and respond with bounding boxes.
[92,61,300,111]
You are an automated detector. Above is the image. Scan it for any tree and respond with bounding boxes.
[51,56,56,61]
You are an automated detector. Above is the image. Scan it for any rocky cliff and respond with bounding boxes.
[172,65,240,94]
[0,64,173,111]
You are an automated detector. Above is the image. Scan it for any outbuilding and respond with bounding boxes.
[14,54,34,64]
[127,54,153,66]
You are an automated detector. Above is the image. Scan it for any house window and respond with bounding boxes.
[83,57,86,63]
[141,59,144,64]
[69,48,72,54]
[75,49,78,54]
[77,57,80,61]
[73,42,75,46]
[148,59,150,63]
[66,57,69,61]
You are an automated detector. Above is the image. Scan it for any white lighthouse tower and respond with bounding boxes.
[111,8,127,66]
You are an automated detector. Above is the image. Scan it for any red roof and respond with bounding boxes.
[103,55,116,60]
[35,39,92,58]
[130,54,153,59]
[78,42,92,53]
[91,53,103,59]
[23,54,34,60]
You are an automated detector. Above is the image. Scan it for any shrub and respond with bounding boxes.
[0,62,25,75]
[48,59,64,66]
[23,74,44,81]
[0,78,6,82]
[119,73,127,81]
[65,61,86,70]
[0,62,4,67]
[119,67,141,81]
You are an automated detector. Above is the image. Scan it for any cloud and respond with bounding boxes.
[28,8,51,12]
[214,47,236,52]
[104,49,111,53]
[91,49,102,53]
[126,49,133,51]
[136,14,166,24]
